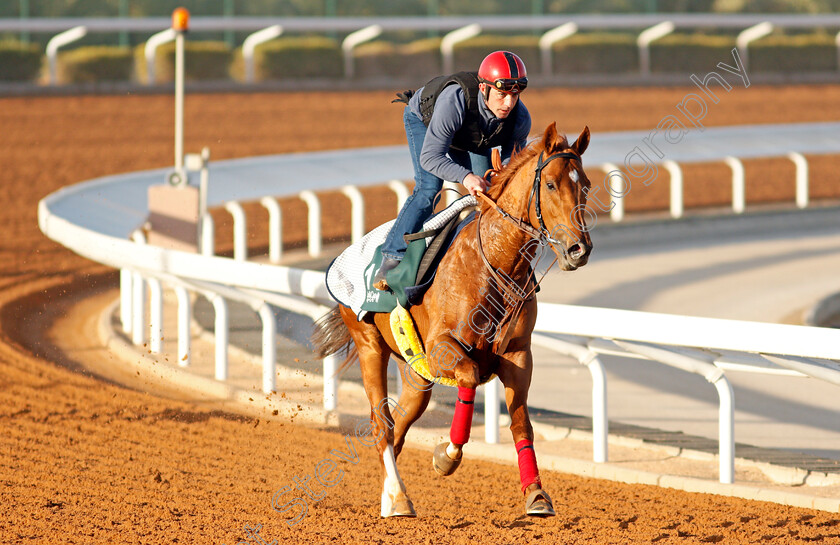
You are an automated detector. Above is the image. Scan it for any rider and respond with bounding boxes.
[374,50,532,290]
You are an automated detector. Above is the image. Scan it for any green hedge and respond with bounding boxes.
[551,33,639,74]
[0,40,41,82]
[650,34,735,74]
[452,35,539,74]
[233,36,342,81]
[750,33,838,73]
[355,38,441,80]
[134,40,232,83]
[57,46,133,83]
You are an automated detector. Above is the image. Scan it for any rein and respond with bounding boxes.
[473,150,581,353]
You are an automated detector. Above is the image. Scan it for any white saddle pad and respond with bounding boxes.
[325,195,477,320]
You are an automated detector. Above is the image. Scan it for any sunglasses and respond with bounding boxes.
[491,77,528,93]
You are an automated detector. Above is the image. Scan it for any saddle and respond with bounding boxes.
[324,194,478,320]
[365,203,477,312]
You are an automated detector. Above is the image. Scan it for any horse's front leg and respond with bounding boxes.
[428,336,481,477]
[348,309,416,518]
[497,349,556,517]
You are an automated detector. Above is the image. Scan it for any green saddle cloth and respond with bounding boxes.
[360,238,426,313]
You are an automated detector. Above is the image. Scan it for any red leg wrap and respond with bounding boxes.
[516,439,541,492]
[449,387,476,445]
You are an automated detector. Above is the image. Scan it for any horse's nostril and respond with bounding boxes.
[568,243,585,259]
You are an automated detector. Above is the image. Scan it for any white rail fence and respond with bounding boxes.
[39,122,840,484]
[5,14,840,84]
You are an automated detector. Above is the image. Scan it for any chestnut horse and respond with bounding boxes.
[312,123,592,518]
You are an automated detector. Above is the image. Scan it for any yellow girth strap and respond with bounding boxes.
[389,304,458,387]
[389,304,495,388]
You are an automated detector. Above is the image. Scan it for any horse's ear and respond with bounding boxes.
[571,126,590,156]
[542,122,561,152]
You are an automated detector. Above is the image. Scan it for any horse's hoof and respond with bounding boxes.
[381,493,416,517]
[432,442,461,476]
[524,488,556,517]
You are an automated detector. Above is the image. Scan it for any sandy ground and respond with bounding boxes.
[2,84,840,544]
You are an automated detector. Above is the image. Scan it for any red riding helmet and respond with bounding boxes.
[478,51,528,95]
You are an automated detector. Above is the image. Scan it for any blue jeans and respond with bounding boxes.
[381,107,490,260]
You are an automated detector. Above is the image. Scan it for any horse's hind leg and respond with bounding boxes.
[342,309,416,517]
[392,363,433,458]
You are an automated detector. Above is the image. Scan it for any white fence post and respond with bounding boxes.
[225,201,248,261]
[243,25,283,83]
[602,163,624,222]
[144,28,177,85]
[257,303,276,394]
[342,24,382,78]
[714,376,736,485]
[200,214,215,256]
[662,160,683,219]
[341,185,366,243]
[148,278,163,354]
[736,22,773,73]
[211,294,229,381]
[637,21,674,77]
[192,147,211,250]
[836,30,840,72]
[725,156,746,214]
[539,22,578,76]
[299,190,322,257]
[484,377,501,444]
[46,26,88,85]
[441,24,481,74]
[130,231,146,346]
[175,286,191,367]
[120,268,133,335]
[788,152,809,209]
[586,354,608,463]
[388,180,410,210]
[260,196,283,263]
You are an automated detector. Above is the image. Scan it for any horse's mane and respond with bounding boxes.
[484,133,570,204]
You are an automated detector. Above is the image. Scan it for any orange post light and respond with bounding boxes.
[172,7,190,32]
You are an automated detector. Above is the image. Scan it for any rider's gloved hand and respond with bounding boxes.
[462,173,489,196]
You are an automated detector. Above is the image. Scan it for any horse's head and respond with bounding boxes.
[525,123,593,271]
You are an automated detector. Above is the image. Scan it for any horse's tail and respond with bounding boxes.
[311,305,358,374]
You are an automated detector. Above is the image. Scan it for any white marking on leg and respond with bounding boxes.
[445,441,462,460]
[380,444,406,517]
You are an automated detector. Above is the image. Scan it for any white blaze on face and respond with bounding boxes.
[569,169,579,183]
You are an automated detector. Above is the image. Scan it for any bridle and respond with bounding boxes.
[476,149,582,263]
[473,149,584,353]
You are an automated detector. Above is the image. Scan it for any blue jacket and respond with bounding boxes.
[408,84,531,183]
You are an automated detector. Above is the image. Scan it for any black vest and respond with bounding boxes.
[417,71,519,154]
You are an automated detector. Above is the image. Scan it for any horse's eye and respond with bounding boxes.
[546,181,556,191]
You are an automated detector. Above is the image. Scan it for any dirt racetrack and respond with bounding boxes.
[2,83,840,544]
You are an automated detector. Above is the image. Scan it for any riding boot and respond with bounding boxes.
[373,257,401,291]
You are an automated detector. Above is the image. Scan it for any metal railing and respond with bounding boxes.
[39,123,840,484]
